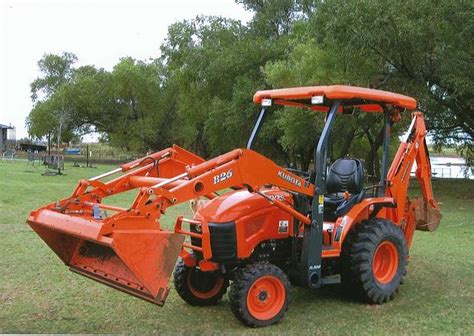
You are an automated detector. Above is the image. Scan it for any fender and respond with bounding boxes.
[331,197,396,252]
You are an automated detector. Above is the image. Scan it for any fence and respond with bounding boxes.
[411,156,473,180]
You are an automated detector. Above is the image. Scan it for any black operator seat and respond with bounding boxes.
[324,158,365,221]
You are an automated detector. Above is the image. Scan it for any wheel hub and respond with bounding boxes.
[258,290,268,301]
[373,240,399,284]
[247,275,285,320]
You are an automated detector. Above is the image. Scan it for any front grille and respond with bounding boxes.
[209,222,237,262]
[190,226,202,248]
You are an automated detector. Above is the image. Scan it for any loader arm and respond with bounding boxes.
[67,144,208,204]
[122,148,314,225]
[65,146,313,223]
[385,111,442,247]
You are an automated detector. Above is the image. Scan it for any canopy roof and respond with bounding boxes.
[253,85,417,112]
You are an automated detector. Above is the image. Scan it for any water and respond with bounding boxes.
[411,156,473,180]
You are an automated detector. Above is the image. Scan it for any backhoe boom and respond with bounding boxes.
[386,112,442,247]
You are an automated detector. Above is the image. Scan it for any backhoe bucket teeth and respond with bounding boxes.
[27,209,184,305]
[412,198,442,232]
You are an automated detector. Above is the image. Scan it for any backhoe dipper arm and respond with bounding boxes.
[385,112,441,245]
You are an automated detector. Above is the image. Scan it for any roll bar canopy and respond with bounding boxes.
[253,85,417,112]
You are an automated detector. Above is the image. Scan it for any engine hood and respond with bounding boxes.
[195,188,293,223]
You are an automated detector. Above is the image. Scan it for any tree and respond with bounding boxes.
[236,0,317,37]
[106,57,177,152]
[28,52,78,150]
[236,0,299,36]
[26,91,79,151]
[30,52,78,102]
[27,0,471,166]
[264,0,474,173]
[263,27,387,172]
[26,100,57,151]
[313,0,474,144]
[160,16,287,159]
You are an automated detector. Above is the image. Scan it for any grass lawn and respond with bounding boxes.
[0,160,473,334]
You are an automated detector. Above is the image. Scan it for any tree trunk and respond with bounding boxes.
[47,133,51,156]
[366,145,378,181]
[299,147,313,172]
[338,127,357,158]
[365,127,385,182]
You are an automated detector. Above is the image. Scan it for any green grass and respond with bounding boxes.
[0,160,473,334]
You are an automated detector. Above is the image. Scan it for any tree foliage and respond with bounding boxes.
[27,52,79,147]
[30,52,78,102]
[312,0,473,143]
[27,0,473,166]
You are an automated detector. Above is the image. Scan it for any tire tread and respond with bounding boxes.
[341,218,407,304]
[229,262,291,327]
[174,259,228,306]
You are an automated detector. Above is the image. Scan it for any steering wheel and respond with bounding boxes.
[286,168,311,180]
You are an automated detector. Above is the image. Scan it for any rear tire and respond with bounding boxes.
[229,262,291,327]
[173,259,228,306]
[341,218,407,304]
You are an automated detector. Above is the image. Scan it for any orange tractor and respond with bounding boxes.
[28,86,441,327]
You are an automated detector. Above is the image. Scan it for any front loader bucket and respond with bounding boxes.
[27,209,184,305]
[412,198,442,232]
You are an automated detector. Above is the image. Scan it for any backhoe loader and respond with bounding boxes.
[28,85,441,327]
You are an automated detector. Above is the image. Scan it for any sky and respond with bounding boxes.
[0,0,252,139]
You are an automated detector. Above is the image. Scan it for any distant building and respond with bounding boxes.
[0,124,14,153]
[19,143,47,152]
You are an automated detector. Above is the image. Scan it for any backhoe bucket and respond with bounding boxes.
[412,198,442,232]
[27,209,184,305]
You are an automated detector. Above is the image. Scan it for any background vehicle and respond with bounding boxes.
[28,85,441,327]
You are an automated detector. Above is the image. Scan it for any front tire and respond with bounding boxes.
[229,262,291,327]
[173,259,229,306]
[341,218,407,304]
